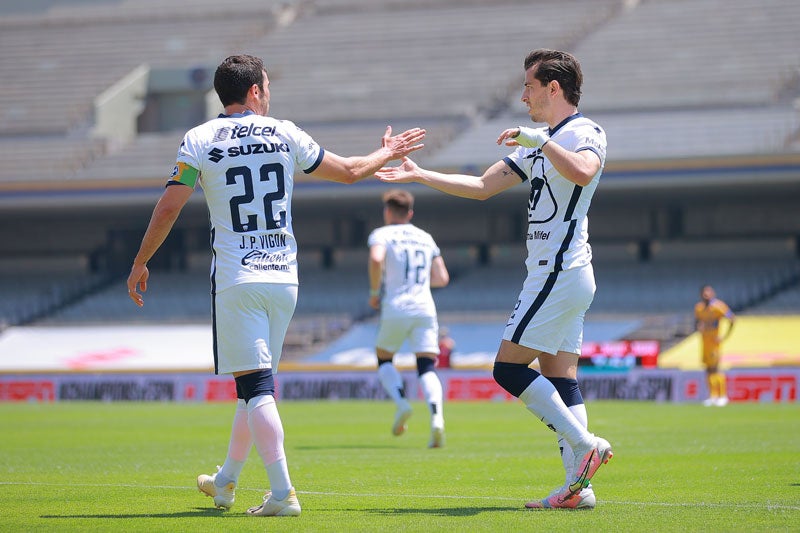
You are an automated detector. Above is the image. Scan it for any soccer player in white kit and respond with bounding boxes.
[375,49,612,509]
[126,55,425,517]
[368,189,450,448]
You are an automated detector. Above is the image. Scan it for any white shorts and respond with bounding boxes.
[502,264,595,355]
[213,283,297,375]
[376,315,440,355]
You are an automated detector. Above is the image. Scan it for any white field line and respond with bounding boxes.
[1,481,798,511]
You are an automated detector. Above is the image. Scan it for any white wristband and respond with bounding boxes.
[515,126,550,149]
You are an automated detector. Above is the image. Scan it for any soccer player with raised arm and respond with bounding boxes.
[126,55,424,517]
[376,49,612,510]
[368,189,450,448]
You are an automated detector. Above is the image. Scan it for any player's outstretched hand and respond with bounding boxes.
[497,126,549,149]
[375,157,420,183]
[382,126,425,159]
[127,264,149,307]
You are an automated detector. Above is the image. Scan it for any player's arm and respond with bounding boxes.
[721,311,736,341]
[497,126,601,187]
[542,145,601,187]
[430,255,449,288]
[368,243,386,309]
[375,158,520,200]
[310,126,425,184]
[127,183,194,307]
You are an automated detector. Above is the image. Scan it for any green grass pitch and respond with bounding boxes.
[1,399,798,532]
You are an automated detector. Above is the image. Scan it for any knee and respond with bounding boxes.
[549,377,583,406]
[493,362,539,398]
[416,356,436,377]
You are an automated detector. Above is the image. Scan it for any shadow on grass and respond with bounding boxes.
[40,506,520,519]
[296,444,403,450]
[365,505,518,517]
[40,507,244,519]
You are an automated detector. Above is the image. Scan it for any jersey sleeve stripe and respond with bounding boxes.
[503,157,527,182]
[303,148,325,174]
[563,184,582,221]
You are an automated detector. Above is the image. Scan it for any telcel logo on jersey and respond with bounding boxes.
[230,123,276,138]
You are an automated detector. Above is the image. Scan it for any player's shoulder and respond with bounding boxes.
[562,115,605,138]
[409,223,435,241]
[368,224,394,242]
[711,298,730,310]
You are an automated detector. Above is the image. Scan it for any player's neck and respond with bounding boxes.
[547,105,579,129]
[224,103,259,116]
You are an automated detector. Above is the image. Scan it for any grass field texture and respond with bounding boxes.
[2,399,798,532]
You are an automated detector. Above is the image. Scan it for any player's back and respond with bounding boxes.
[176,112,323,292]
[369,223,439,319]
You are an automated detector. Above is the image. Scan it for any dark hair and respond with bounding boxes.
[524,49,583,106]
[214,55,266,107]
[382,188,414,215]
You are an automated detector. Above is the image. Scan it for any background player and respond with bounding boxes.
[126,54,425,517]
[368,189,450,448]
[695,284,736,406]
[376,49,611,509]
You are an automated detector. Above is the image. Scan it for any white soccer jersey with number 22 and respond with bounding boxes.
[171,111,323,293]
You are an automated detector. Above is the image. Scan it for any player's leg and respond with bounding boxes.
[215,283,300,516]
[499,267,611,506]
[494,340,593,455]
[540,311,590,489]
[376,319,413,435]
[706,345,728,406]
[197,395,250,509]
[410,317,445,447]
[238,370,300,517]
[703,343,720,405]
[538,351,594,509]
[716,368,729,406]
[416,354,445,447]
[197,288,256,510]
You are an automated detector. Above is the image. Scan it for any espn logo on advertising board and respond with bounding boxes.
[727,374,797,402]
[0,380,55,401]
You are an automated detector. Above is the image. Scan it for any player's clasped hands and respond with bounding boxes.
[374,156,420,184]
[381,126,426,158]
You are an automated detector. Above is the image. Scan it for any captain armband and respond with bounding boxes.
[167,162,199,188]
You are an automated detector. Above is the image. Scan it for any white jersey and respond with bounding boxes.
[368,223,440,319]
[172,111,323,293]
[504,113,606,288]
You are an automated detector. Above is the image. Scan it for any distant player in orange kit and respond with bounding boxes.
[694,285,735,406]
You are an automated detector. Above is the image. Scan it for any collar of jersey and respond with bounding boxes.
[548,112,583,136]
[217,110,256,119]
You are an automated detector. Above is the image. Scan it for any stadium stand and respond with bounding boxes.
[1,0,800,360]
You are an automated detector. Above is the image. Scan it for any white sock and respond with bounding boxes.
[266,459,292,501]
[559,403,588,486]
[218,399,251,486]
[247,394,292,501]
[418,371,444,429]
[518,378,592,451]
[377,362,405,404]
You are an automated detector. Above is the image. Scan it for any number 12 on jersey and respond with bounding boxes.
[402,247,428,285]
